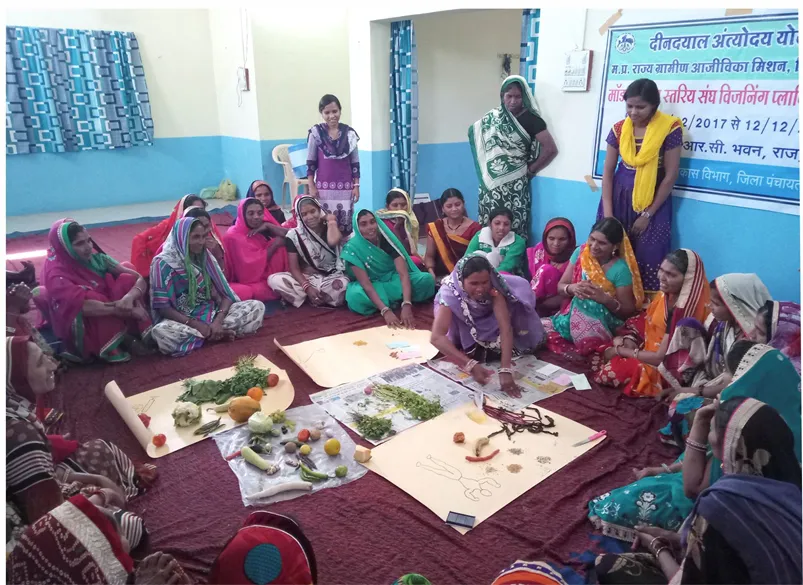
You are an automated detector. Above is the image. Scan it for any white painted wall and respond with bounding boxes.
[6,9,220,138]
[415,10,521,144]
[250,8,351,140]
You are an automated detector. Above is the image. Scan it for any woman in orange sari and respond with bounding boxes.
[130,195,214,277]
[424,188,481,278]
[592,249,710,396]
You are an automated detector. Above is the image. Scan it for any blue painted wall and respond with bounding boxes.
[417,141,801,302]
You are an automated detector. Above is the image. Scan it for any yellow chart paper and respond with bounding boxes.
[364,402,603,533]
[275,326,438,388]
[105,355,294,459]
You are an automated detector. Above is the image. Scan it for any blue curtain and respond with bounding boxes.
[519,9,541,95]
[6,26,154,155]
[389,20,418,196]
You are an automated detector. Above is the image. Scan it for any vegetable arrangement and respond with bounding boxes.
[372,384,444,421]
[177,355,273,405]
[350,412,393,440]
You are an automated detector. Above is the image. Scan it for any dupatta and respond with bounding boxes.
[568,234,644,310]
[130,194,195,276]
[223,199,286,284]
[427,219,482,274]
[527,218,576,274]
[285,196,343,274]
[341,211,418,281]
[617,111,683,212]
[41,219,119,344]
[376,188,420,245]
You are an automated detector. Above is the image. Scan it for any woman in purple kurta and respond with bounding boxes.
[307,94,360,236]
[599,79,683,292]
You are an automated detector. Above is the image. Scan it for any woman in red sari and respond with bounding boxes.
[424,188,481,278]
[41,220,153,364]
[130,195,210,277]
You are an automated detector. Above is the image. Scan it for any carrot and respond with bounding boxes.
[465,449,500,462]
[225,449,242,461]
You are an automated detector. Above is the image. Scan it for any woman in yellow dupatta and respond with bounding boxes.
[376,188,425,269]
[542,218,645,356]
[592,249,710,396]
[600,78,683,294]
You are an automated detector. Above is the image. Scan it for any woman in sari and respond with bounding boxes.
[307,94,360,235]
[223,198,288,302]
[592,250,710,397]
[543,218,644,356]
[424,188,482,277]
[183,207,230,278]
[593,397,801,585]
[527,217,576,316]
[431,253,544,396]
[40,219,153,364]
[6,336,156,557]
[342,210,435,327]
[130,194,209,277]
[465,207,526,275]
[268,196,350,308]
[377,188,425,269]
[754,300,801,373]
[9,495,190,585]
[659,273,771,445]
[246,179,286,225]
[469,75,557,238]
[600,79,683,292]
[149,218,265,357]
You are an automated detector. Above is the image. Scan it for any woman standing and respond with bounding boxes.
[268,196,350,308]
[377,188,424,269]
[527,218,577,316]
[424,189,482,277]
[149,218,265,357]
[41,220,153,364]
[464,208,527,275]
[469,75,558,238]
[600,78,683,292]
[307,94,360,235]
[342,210,435,327]
[431,254,545,396]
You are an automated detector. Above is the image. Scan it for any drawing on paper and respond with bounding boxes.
[132,397,156,415]
[416,455,501,502]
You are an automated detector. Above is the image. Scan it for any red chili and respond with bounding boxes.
[465,449,500,462]
[225,449,242,461]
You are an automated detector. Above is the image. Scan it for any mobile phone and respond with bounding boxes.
[445,511,476,529]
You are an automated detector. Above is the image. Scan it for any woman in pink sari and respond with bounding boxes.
[40,219,152,364]
[223,198,289,302]
[526,217,576,316]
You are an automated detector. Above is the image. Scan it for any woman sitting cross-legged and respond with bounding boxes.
[40,219,153,364]
[268,196,350,308]
[183,206,229,278]
[527,217,577,316]
[223,198,288,302]
[342,210,435,328]
[149,218,265,357]
[592,249,710,397]
[465,207,526,276]
[543,217,644,356]
[431,253,545,397]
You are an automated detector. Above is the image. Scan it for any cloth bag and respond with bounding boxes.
[216,179,237,201]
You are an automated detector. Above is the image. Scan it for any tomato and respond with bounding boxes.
[297,429,311,443]
[267,373,280,387]
[152,434,166,448]
[138,413,151,428]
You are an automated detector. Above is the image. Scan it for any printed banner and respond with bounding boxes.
[592,13,799,211]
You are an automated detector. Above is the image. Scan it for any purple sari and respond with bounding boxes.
[435,252,545,354]
[307,123,359,235]
[767,301,801,373]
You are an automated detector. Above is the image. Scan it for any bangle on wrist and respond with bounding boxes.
[563,284,572,297]
[653,545,672,558]
[685,438,708,453]
[641,210,653,219]
[380,307,390,316]
[401,300,412,307]
[461,359,479,374]
[633,348,640,360]
[498,367,513,375]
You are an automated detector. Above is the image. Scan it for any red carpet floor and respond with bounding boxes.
[8,220,678,584]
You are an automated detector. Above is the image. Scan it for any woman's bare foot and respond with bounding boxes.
[134,552,191,585]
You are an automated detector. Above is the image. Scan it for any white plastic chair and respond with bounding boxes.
[272,144,310,207]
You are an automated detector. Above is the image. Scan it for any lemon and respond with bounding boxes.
[324,438,341,456]
[299,444,311,456]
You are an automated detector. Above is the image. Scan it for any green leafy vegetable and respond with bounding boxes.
[372,384,443,421]
[351,412,393,440]
[176,355,271,405]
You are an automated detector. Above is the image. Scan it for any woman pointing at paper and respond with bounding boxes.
[600,78,683,293]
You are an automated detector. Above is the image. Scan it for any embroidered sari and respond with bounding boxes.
[544,237,644,356]
[469,75,541,238]
[593,250,710,397]
[527,218,577,309]
[341,211,435,315]
[435,252,544,358]
[40,219,151,364]
[426,218,482,274]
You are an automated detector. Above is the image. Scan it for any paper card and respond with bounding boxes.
[398,350,423,360]
[553,374,573,386]
[387,342,412,349]
[473,389,484,410]
[570,374,592,390]
[538,363,561,376]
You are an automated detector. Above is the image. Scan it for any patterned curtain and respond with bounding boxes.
[6,26,154,155]
[519,9,541,95]
[389,20,418,196]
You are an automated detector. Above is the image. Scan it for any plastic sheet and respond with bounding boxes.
[213,404,368,507]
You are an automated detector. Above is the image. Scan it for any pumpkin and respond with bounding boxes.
[228,396,261,423]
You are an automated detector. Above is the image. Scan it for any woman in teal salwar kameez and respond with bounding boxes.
[341,210,435,328]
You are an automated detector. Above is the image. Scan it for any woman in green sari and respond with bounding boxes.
[342,210,435,328]
[469,75,558,239]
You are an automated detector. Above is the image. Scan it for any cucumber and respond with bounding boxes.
[241,446,271,471]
